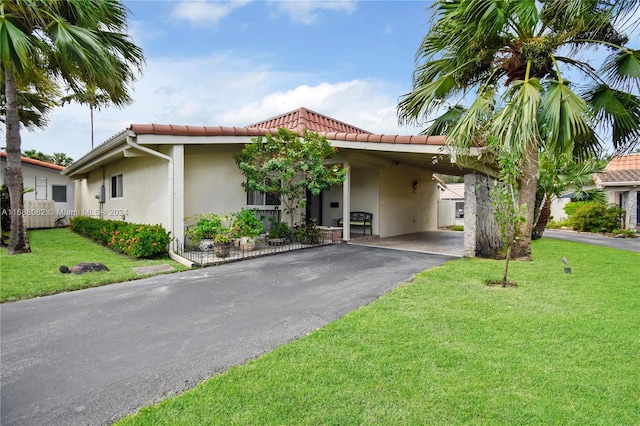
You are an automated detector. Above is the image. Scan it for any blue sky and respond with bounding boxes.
[19,0,640,161]
[22,0,433,160]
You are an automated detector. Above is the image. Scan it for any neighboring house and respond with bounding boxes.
[595,152,640,231]
[1,152,75,227]
[439,182,465,218]
[62,107,481,255]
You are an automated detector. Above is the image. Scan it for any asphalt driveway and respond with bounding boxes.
[1,244,454,426]
[543,229,640,252]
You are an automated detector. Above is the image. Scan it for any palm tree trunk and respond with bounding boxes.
[4,68,31,254]
[511,140,538,260]
[90,105,94,149]
[532,196,552,240]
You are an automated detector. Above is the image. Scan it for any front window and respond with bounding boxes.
[111,174,123,198]
[247,180,281,229]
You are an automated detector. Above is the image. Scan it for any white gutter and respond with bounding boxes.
[598,181,640,187]
[125,136,195,268]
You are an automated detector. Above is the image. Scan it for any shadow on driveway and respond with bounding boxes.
[1,244,454,426]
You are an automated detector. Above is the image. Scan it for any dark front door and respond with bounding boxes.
[305,189,322,224]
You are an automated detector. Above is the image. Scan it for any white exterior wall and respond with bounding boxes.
[379,165,436,238]
[0,160,76,214]
[322,184,343,226]
[75,155,168,227]
[184,145,247,217]
[349,167,380,234]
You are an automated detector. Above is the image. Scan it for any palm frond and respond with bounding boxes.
[586,84,640,153]
[540,79,591,157]
[420,105,467,136]
[447,85,496,150]
[491,78,542,157]
[600,49,640,90]
[397,75,456,126]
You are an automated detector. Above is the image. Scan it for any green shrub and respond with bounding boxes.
[612,229,637,238]
[563,200,591,217]
[71,216,171,258]
[568,202,624,233]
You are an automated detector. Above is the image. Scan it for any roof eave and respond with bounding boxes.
[62,129,134,178]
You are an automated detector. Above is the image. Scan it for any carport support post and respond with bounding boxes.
[342,160,350,241]
[463,173,504,258]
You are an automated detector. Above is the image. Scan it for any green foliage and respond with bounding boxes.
[1,229,187,302]
[563,200,592,217]
[185,212,236,245]
[235,128,347,227]
[612,229,637,238]
[185,213,224,241]
[569,202,625,233]
[490,144,528,283]
[294,221,322,244]
[232,208,265,239]
[70,216,170,258]
[267,221,292,240]
[22,150,74,166]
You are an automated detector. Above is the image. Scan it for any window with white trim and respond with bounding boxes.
[111,174,123,198]
[35,177,47,200]
[246,181,281,228]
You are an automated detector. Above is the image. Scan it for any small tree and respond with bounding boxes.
[489,144,527,287]
[235,128,348,228]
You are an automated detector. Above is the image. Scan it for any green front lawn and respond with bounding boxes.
[0,228,188,302]
[117,239,639,425]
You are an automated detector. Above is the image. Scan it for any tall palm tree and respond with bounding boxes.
[398,0,640,260]
[61,83,130,149]
[0,0,144,254]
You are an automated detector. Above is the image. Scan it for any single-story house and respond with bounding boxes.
[439,182,465,218]
[595,152,640,231]
[62,107,486,261]
[1,151,75,227]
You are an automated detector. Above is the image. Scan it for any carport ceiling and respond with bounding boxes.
[372,151,479,177]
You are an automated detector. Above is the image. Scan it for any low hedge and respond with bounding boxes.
[71,216,171,258]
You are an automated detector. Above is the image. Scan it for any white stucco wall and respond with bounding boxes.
[379,165,436,237]
[350,167,380,234]
[322,185,343,226]
[75,155,169,228]
[184,145,247,218]
[0,160,76,214]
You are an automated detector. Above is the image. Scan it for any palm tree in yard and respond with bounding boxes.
[398,0,640,260]
[61,83,130,150]
[1,0,144,254]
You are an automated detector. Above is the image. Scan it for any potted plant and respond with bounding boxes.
[186,213,223,251]
[294,221,322,245]
[266,220,292,246]
[213,230,233,257]
[232,208,265,252]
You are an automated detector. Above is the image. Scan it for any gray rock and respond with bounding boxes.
[59,263,110,274]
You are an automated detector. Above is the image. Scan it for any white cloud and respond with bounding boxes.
[172,0,251,27]
[20,55,423,161]
[222,79,423,135]
[272,0,357,25]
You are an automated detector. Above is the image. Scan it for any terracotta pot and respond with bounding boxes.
[214,242,232,257]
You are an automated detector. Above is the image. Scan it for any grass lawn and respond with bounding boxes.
[0,228,189,302]
[116,238,639,425]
